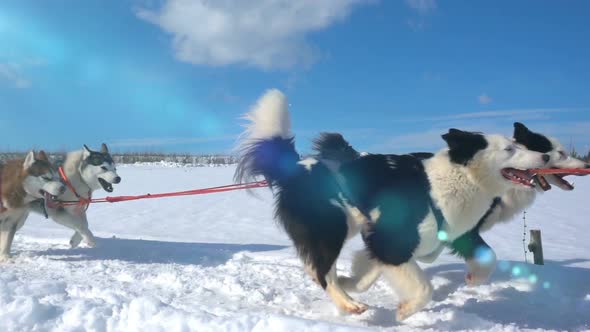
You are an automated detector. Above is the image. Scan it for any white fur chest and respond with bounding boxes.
[424,154,497,241]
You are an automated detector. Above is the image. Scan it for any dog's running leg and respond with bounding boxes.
[450,228,496,286]
[51,211,96,248]
[382,260,433,321]
[339,249,382,293]
[69,232,83,248]
[73,213,95,248]
[0,220,18,262]
[324,263,369,315]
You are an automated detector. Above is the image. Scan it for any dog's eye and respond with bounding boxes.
[504,146,515,152]
[101,166,108,171]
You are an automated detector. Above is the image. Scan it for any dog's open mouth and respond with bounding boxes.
[549,174,575,191]
[40,190,59,201]
[501,168,536,188]
[527,168,590,191]
[98,178,114,193]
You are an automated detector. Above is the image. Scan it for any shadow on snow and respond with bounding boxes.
[40,236,287,267]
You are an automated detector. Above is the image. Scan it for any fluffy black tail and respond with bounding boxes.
[234,89,300,186]
[312,132,360,163]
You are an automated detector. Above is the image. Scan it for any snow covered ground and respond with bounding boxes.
[2,165,590,332]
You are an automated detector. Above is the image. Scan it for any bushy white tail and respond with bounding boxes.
[242,89,292,142]
[234,89,300,185]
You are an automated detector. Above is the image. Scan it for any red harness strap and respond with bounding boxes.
[58,166,92,211]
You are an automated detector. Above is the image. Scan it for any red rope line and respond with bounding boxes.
[529,168,590,175]
[56,180,269,206]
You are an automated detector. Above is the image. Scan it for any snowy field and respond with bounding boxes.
[2,165,590,332]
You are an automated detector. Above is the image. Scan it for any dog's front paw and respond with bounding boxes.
[465,249,496,286]
[465,269,493,286]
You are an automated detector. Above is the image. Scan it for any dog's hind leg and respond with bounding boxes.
[303,245,368,314]
[323,263,369,314]
[382,260,433,321]
[339,249,382,293]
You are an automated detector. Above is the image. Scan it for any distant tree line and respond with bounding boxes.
[2,148,590,166]
[568,147,590,162]
[0,152,238,166]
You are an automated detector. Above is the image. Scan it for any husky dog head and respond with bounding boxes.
[513,122,589,191]
[442,129,550,193]
[22,150,65,201]
[80,143,121,193]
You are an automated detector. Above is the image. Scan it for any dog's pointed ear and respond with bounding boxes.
[23,150,36,170]
[441,129,469,149]
[100,143,109,154]
[83,144,92,158]
[513,122,530,144]
[442,129,488,165]
[37,150,49,162]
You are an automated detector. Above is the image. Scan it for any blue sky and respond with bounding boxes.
[1,0,589,154]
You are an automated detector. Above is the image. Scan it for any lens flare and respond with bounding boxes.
[511,266,522,277]
[528,274,538,284]
[474,246,495,265]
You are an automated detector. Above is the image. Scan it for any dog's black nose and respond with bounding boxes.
[542,154,550,163]
[113,176,121,184]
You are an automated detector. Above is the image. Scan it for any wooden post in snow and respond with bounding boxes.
[527,229,544,265]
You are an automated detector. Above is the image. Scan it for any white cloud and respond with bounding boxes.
[0,63,32,89]
[478,93,492,105]
[137,0,370,70]
[405,0,436,14]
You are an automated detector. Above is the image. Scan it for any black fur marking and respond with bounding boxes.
[312,132,360,163]
[448,197,501,259]
[235,135,350,289]
[409,152,434,160]
[275,164,349,289]
[340,154,430,265]
[513,122,553,153]
[442,129,488,166]
[234,137,300,185]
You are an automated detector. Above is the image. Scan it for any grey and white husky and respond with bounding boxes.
[31,144,121,248]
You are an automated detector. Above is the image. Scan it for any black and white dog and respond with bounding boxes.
[235,89,550,320]
[449,122,590,284]
[325,123,589,301]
